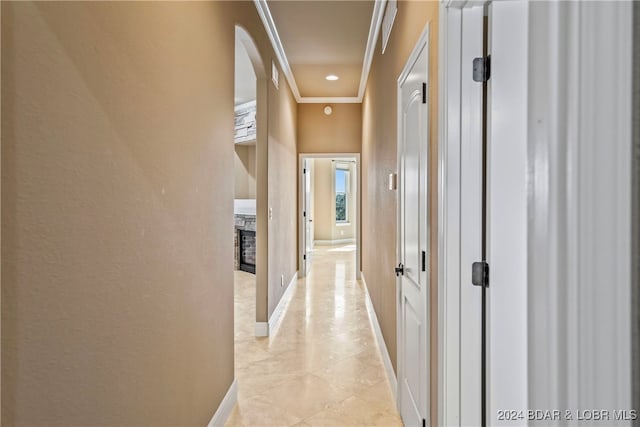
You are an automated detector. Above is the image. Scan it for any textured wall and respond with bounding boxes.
[313,159,334,241]
[267,60,298,318]
[361,1,439,425]
[1,1,298,424]
[297,103,361,154]
[234,145,256,199]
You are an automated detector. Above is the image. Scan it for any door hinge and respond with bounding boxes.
[303,168,306,174]
[472,261,489,287]
[303,211,306,218]
[303,254,307,260]
[422,82,427,104]
[423,419,426,427]
[472,55,491,82]
[395,263,405,277]
[421,251,426,272]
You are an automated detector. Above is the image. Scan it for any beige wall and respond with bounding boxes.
[313,159,356,242]
[298,103,362,154]
[361,1,439,425]
[313,159,333,240]
[1,1,298,425]
[266,55,298,317]
[234,144,256,199]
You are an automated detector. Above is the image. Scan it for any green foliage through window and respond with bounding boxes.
[336,193,347,221]
[336,168,348,222]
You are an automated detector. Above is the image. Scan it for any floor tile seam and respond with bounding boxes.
[298,393,397,426]
[295,392,358,424]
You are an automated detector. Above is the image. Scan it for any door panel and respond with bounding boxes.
[303,159,312,274]
[398,36,429,427]
[404,98,421,284]
[305,160,312,272]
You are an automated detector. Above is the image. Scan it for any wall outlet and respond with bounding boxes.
[280,274,284,287]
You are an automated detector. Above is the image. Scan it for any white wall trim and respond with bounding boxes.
[253,0,301,100]
[298,97,361,104]
[437,4,462,427]
[253,0,386,104]
[357,0,387,100]
[207,379,237,427]
[314,239,356,246]
[255,272,298,336]
[254,322,268,337]
[268,271,298,336]
[361,272,398,400]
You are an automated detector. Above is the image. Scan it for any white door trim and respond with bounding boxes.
[439,1,635,424]
[437,3,486,425]
[298,153,361,280]
[397,22,430,426]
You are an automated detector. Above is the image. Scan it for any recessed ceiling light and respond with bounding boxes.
[325,75,339,81]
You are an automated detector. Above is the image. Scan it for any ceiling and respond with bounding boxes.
[260,0,384,103]
[267,1,374,99]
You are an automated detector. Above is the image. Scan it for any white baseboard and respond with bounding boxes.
[314,238,356,246]
[361,272,398,400]
[268,271,298,336]
[207,379,237,427]
[254,272,298,337]
[254,322,268,337]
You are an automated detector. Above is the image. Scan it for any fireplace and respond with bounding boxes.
[238,229,256,274]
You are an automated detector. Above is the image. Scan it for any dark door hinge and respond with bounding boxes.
[423,419,426,427]
[473,55,491,82]
[421,251,426,272]
[303,254,307,260]
[395,263,405,277]
[303,168,306,174]
[422,82,427,104]
[472,261,489,287]
[303,211,306,217]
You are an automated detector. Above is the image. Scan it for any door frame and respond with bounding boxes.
[396,22,430,426]
[438,1,634,424]
[298,153,361,279]
[438,2,530,424]
[438,3,489,424]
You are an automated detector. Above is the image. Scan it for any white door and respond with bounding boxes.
[397,29,429,427]
[302,159,313,275]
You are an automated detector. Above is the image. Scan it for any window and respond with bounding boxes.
[335,167,349,223]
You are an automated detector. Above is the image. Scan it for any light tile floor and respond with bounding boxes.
[227,244,402,427]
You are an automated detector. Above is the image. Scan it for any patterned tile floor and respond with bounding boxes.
[227,244,402,426]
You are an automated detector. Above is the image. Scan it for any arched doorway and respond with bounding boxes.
[233,26,269,342]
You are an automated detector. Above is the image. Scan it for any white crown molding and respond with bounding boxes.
[253,0,387,104]
[253,0,302,101]
[357,0,387,100]
[298,97,361,104]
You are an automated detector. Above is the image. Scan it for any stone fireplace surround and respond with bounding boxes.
[234,214,256,273]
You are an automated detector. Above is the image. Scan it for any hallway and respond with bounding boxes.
[228,245,401,426]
